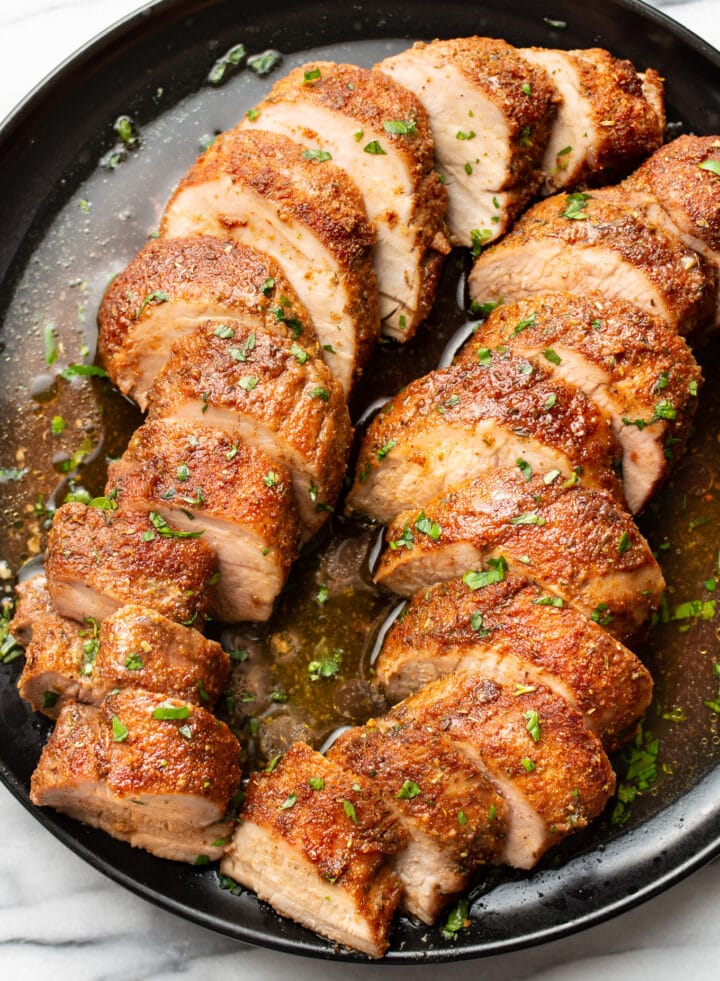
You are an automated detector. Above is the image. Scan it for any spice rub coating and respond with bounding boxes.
[98,235,318,410]
[45,503,218,625]
[328,719,508,923]
[245,61,449,339]
[31,689,241,863]
[347,355,622,524]
[146,320,351,539]
[221,741,406,957]
[468,193,716,333]
[376,573,653,747]
[376,467,663,641]
[108,420,301,621]
[379,37,557,245]
[457,292,701,512]
[162,128,379,394]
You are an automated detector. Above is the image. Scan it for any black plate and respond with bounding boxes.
[2,0,720,963]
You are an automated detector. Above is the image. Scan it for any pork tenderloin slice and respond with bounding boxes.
[30,689,241,863]
[221,742,406,958]
[45,503,218,625]
[93,604,229,705]
[328,720,507,923]
[599,136,720,329]
[390,673,615,868]
[346,356,622,525]
[161,128,379,395]
[244,61,448,340]
[107,420,300,621]
[376,574,653,748]
[98,236,318,410]
[146,321,350,540]
[518,47,664,194]
[376,468,663,641]
[379,37,557,247]
[17,609,90,718]
[457,292,701,512]
[468,193,716,333]
[9,573,56,644]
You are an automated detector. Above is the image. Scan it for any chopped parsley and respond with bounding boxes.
[152,702,191,721]
[523,710,541,742]
[124,653,144,671]
[111,715,129,742]
[463,557,507,590]
[148,511,204,538]
[247,50,282,77]
[303,67,322,83]
[442,898,470,938]
[533,594,564,608]
[302,148,332,162]
[309,777,325,791]
[561,192,590,220]
[470,227,492,256]
[543,348,561,365]
[384,119,417,136]
[415,513,441,540]
[343,800,358,824]
[279,793,297,810]
[396,779,421,800]
[363,140,387,155]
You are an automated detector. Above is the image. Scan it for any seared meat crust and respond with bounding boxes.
[328,720,507,923]
[457,292,701,511]
[146,320,351,539]
[520,47,664,193]
[45,503,217,625]
[376,468,663,641]
[108,420,301,621]
[98,236,318,410]
[31,689,241,863]
[162,128,379,394]
[380,37,557,245]
[221,742,405,957]
[347,356,622,524]
[245,61,448,339]
[376,574,653,748]
[468,193,716,332]
[390,672,615,867]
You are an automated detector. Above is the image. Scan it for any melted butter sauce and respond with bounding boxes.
[1,39,719,849]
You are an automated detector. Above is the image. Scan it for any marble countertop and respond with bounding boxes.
[2,1,720,978]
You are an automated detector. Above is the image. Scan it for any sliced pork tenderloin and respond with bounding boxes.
[45,503,218,626]
[457,292,701,511]
[328,719,508,923]
[31,689,241,863]
[376,468,663,641]
[162,128,379,394]
[375,574,653,748]
[98,236,318,410]
[518,47,664,194]
[221,741,406,958]
[598,135,720,328]
[16,606,90,718]
[243,61,448,340]
[107,420,301,622]
[92,604,229,705]
[346,356,622,525]
[468,193,716,333]
[146,320,350,540]
[390,672,615,868]
[379,37,557,246]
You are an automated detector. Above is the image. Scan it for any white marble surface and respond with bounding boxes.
[2,0,720,977]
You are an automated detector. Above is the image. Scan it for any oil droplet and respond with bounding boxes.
[30,373,58,403]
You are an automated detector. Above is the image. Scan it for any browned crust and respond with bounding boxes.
[31,689,241,811]
[377,574,653,748]
[457,291,701,479]
[625,135,720,253]
[250,61,448,337]
[328,720,508,871]
[391,673,615,836]
[146,320,351,532]
[95,604,230,706]
[162,128,380,380]
[398,37,558,190]
[527,47,665,186]
[9,574,55,644]
[240,741,405,954]
[45,503,218,624]
[17,611,86,718]
[471,194,716,332]
[107,420,301,574]
[348,356,622,509]
[98,235,319,399]
[377,467,663,641]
